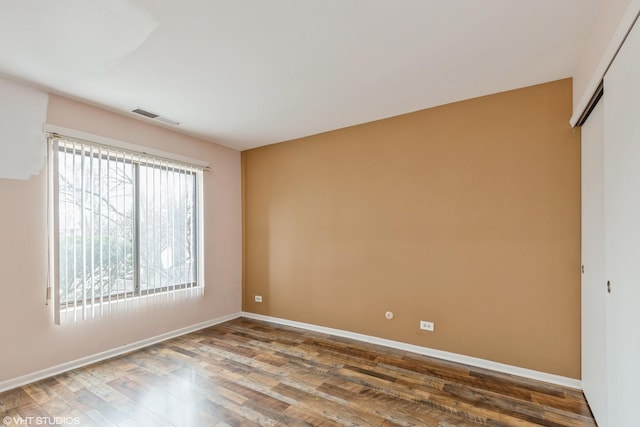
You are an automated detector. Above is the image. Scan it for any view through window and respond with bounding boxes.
[51,137,203,322]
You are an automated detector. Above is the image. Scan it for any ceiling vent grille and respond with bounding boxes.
[132,108,158,118]
[131,108,179,126]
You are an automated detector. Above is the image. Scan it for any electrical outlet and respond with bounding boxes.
[420,320,434,332]
[254,295,263,303]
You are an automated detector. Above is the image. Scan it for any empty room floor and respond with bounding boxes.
[0,318,595,426]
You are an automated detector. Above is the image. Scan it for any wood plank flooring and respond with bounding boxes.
[0,318,596,426]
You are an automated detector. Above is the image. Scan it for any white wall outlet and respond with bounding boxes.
[254,295,263,303]
[420,320,434,332]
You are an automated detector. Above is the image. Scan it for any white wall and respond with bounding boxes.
[0,78,48,179]
[0,94,242,384]
[573,0,633,107]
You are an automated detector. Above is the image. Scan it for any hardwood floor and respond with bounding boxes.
[0,318,595,426]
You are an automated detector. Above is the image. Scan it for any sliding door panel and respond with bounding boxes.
[603,17,640,427]
[581,99,607,426]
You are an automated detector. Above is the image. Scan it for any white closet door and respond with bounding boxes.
[581,99,607,426]
[603,17,640,427]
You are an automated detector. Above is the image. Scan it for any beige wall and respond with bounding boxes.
[573,0,633,107]
[0,94,242,383]
[243,79,581,379]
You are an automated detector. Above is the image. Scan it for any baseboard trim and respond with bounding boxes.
[241,312,582,390]
[1,311,581,393]
[0,312,242,393]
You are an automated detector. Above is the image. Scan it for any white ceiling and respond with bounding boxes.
[0,0,602,150]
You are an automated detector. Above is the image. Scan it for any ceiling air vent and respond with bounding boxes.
[131,108,180,126]
[132,108,158,118]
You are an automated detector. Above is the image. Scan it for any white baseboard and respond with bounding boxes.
[0,312,242,393]
[1,311,581,393]
[241,312,582,390]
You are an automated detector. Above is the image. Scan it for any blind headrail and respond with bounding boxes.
[44,124,211,171]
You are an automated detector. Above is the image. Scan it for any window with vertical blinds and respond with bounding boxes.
[49,135,205,324]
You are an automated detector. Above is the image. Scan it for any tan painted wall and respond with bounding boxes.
[243,79,581,379]
[0,94,242,384]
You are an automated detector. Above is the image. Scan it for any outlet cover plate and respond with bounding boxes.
[420,320,434,332]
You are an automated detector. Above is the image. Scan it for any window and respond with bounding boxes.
[49,135,205,324]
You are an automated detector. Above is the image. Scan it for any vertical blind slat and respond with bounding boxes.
[115,149,121,311]
[98,147,103,316]
[89,145,95,318]
[154,162,158,296]
[181,168,186,295]
[107,147,112,313]
[81,143,87,321]
[162,160,167,303]
[53,139,62,325]
[72,141,77,322]
[170,163,175,298]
